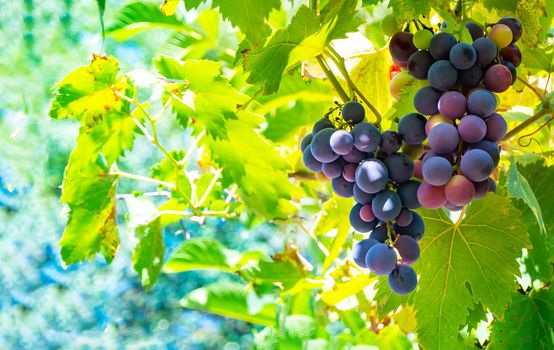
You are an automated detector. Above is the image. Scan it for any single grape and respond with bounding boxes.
[429,32,457,60]
[311,128,339,163]
[500,44,521,67]
[445,175,475,206]
[449,42,477,70]
[352,238,379,268]
[395,208,413,227]
[498,17,522,43]
[366,243,398,275]
[394,211,425,240]
[353,183,375,204]
[397,180,421,209]
[460,64,484,89]
[388,265,417,295]
[428,123,459,154]
[501,60,517,85]
[300,134,313,152]
[398,113,427,145]
[360,204,376,222]
[303,147,322,172]
[352,122,381,152]
[490,24,513,48]
[312,118,335,135]
[414,86,441,115]
[381,14,399,37]
[390,71,413,100]
[394,235,420,264]
[426,114,453,135]
[322,158,343,179]
[342,101,365,124]
[369,225,388,243]
[384,153,414,184]
[467,89,497,117]
[372,189,402,221]
[466,22,484,40]
[389,32,418,62]
[408,50,435,80]
[413,159,423,179]
[355,159,389,194]
[438,91,467,120]
[422,156,452,186]
[350,203,379,232]
[472,38,497,66]
[467,140,500,166]
[380,130,403,154]
[460,149,494,182]
[332,176,354,198]
[427,60,458,90]
[417,181,447,209]
[458,115,487,143]
[342,162,357,182]
[422,150,454,164]
[413,29,434,49]
[402,143,424,160]
[485,113,507,142]
[330,129,354,155]
[484,64,512,93]
[342,147,366,163]
[473,178,490,199]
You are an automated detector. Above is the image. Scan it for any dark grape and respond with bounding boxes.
[389,32,418,62]
[322,158,343,179]
[352,122,381,152]
[408,50,435,80]
[472,38,497,66]
[438,91,466,120]
[466,22,484,40]
[350,203,379,232]
[369,225,388,243]
[398,113,427,145]
[380,130,403,154]
[460,64,484,89]
[501,60,517,85]
[458,115,487,143]
[303,147,322,172]
[417,181,447,209]
[484,64,512,93]
[342,162,357,182]
[429,32,457,60]
[485,113,507,142]
[394,211,425,240]
[427,60,458,90]
[342,147,366,163]
[449,43,477,70]
[467,89,497,117]
[491,24,513,48]
[384,153,414,184]
[394,235,420,264]
[422,156,452,186]
[366,243,398,275]
[352,238,379,268]
[395,208,413,227]
[329,130,354,155]
[355,159,389,194]
[388,265,417,294]
[445,175,475,206]
[372,189,402,221]
[397,180,421,209]
[300,134,313,152]
[460,149,494,182]
[473,178,490,199]
[332,176,354,198]
[428,123,459,154]
[414,86,441,115]
[445,201,464,211]
[311,128,339,163]
[360,204,376,222]
[468,140,500,166]
[500,44,521,67]
[312,118,334,135]
[498,17,522,43]
[353,184,375,204]
[422,150,454,164]
[342,101,365,124]
[413,159,423,179]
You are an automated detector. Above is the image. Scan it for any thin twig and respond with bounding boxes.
[316,55,350,103]
[502,109,551,141]
[110,170,175,189]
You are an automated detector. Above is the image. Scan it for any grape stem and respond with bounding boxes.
[316,55,350,103]
[502,108,551,141]
[109,170,175,189]
[517,77,548,105]
[325,47,382,127]
[454,205,467,227]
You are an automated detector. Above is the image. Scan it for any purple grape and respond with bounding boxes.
[466,22,484,40]
[389,32,418,62]
[388,264,417,294]
[366,243,398,275]
[312,118,334,135]
[380,130,403,154]
[342,147,366,163]
[417,181,447,209]
[330,129,354,155]
[485,113,507,141]
[397,180,421,209]
[427,60,458,90]
[350,203,379,233]
[500,44,522,67]
[422,156,452,186]
[372,189,402,221]
[353,183,375,204]
[384,153,414,184]
[311,128,339,163]
[352,238,379,268]
[428,123,459,154]
[342,162,357,182]
[445,174,475,206]
[467,89,497,117]
[394,211,425,240]
[438,91,466,120]
[473,179,490,199]
[429,32,457,60]
[332,176,354,197]
[449,42,477,70]
[360,204,375,222]
[467,140,500,166]
[501,60,517,85]
[460,149,494,182]
[302,147,322,172]
[458,115,487,143]
[342,101,365,124]
[485,64,512,93]
[414,86,441,115]
[460,64,483,89]
[488,177,497,193]
[322,158,343,178]
[355,159,389,194]
[394,235,420,264]
[408,50,435,80]
[352,122,381,152]
[473,38,497,66]
[395,208,413,227]
[398,113,427,145]
[369,225,388,243]
[300,134,313,152]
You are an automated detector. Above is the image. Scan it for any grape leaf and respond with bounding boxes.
[413,194,529,350]
[132,218,164,289]
[389,0,430,25]
[150,149,192,201]
[516,0,550,47]
[506,154,546,233]
[163,237,235,273]
[321,274,375,306]
[240,254,307,290]
[319,0,363,41]
[181,281,277,326]
[482,0,517,11]
[489,288,554,349]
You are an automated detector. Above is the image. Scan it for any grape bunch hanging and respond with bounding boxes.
[300,17,522,295]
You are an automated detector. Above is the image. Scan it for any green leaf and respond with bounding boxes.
[482,0,517,11]
[389,0,430,25]
[253,315,318,350]
[212,0,279,48]
[241,255,307,290]
[516,0,550,47]
[413,194,530,350]
[506,154,546,233]
[320,0,363,41]
[150,149,192,200]
[321,274,375,306]
[489,288,554,349]
[244,5,320,94]
[163,237,236,273]
[522,45,554,73]
[132,218,164,289]
[181,281,277,326]
[97,0,106,38]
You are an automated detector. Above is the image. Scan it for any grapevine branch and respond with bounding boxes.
[502,108,551,141]
[517,76,548,105]
[316,55,350,103]
[110,170,175,188]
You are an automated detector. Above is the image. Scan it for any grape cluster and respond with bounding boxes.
[301,102,426,295]
[389,17,521,210]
